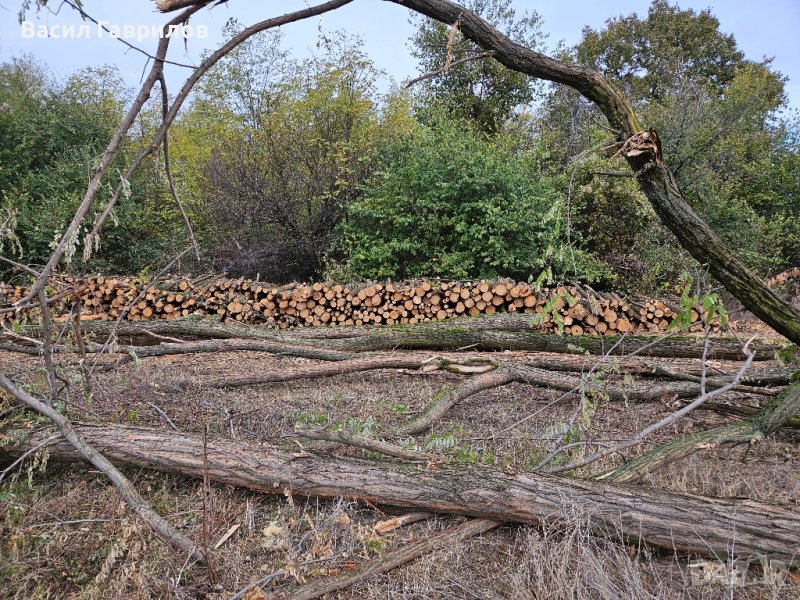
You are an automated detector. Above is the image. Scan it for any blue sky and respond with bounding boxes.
[1,0,798,110]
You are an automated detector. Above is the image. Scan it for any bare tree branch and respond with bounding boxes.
[158,74,201,261]
[36,289,57,405]
[402,50,496,88]
[87,0,354,245]
[0,433,60,484]
[17,6,203,308]
[546,338,757,475]
[88,247,193,371]
[295,428,431,463]
[0,374,204,563]
[0,255,41,277]
[60,0,198,69]
[274,518,499,600]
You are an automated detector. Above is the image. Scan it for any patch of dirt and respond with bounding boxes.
[1,335,799,598]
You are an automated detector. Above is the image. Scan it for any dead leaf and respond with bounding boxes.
[243,587,268,600]
[261,521,286,550]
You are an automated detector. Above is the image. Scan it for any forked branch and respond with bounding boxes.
[0,375,205,563]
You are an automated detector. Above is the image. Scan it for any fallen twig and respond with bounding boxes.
[276,518,499,599]
[0,375,204,563]
[295,429,430,462]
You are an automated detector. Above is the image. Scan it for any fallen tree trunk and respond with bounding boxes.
[4,423,797,565]
[107,331,781,363]
[105,338,353,366]
[7,329,780,365]
[196,355,496,390]
[303,328,779,360]
[0,377,205,563]
[7,314,783,360]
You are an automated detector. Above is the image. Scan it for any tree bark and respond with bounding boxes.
[295,329,778,360]
[602,381,800,483]
[5,422,798,565]
[380,0,800,345]
[398,367,518,435]
[14,314,783,360]
[106,338,352,366]
[201,355,430,389]
[10,322,780,363]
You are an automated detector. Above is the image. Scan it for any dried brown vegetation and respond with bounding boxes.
[2,341,799,598]
[2,0,800,597]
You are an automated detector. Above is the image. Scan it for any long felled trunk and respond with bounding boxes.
[6,319,782,362]
[4,423,798,566]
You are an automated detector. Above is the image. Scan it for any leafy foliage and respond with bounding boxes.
[344,115,568,280]
[2,3,797,294]
[194,27,390,281]
[577,0,744,101]
[0,58,126,270]
[538,0,799,291]
[0,57,205,276]
[409,0,544,133]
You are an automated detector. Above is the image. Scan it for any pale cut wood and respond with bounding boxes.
[2,275,728,339]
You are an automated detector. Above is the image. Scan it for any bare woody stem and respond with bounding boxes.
[158,74,201,260]
[547,342,756,475]
[402,50,496,88]
[0,375,205,562]
[87,0,355,244]
[19,6,203,307]
[601,380,800,484]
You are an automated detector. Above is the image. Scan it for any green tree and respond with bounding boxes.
[410,0,543,134]
[577,0,744,101]
[192,29,389,281]
[538,0,795,289]
[0,57,128,270]
[344,115,576,280]
[0,56,200,275]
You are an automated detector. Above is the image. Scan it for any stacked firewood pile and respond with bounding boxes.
[767,267,800,293]
[0,275,716,334]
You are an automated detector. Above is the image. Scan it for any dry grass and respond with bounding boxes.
[1,342,799,599]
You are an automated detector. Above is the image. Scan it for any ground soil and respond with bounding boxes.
[1,327,799,599]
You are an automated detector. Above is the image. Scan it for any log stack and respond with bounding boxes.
[0,276,719,335]
[767,267,800,293]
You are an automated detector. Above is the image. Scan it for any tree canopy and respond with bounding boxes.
[1,0,797,299]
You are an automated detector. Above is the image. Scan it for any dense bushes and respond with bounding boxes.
[344,117,567,280]
[2,2,798,292]
[0,58,195,277]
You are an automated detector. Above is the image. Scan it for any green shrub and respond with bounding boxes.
[344,116,572,280]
